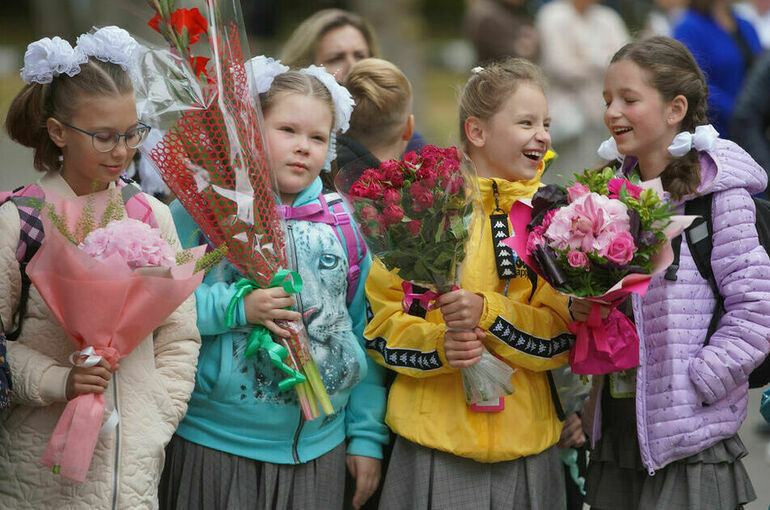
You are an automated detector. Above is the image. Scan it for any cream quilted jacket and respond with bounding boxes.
[0,172,200,509]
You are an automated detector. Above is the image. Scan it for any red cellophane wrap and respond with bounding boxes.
[136,2,331,418]
[27,190,203,482]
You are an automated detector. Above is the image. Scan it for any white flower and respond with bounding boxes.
[300,64,355,133]
[76,26,139,74]
[20,36,87,84]
[249,55,289,94]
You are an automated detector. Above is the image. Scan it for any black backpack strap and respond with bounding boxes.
[526,265,538,301]
[683,194,724,346]
[664,235,682,281]
[546,370,566,421]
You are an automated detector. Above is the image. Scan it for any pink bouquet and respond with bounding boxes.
[505,168,694,375]
[27,189,204,482]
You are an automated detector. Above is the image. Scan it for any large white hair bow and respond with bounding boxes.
[249,55,289,94]
[300,65,354,134]
[597,137,623,162]
[76,26,140,75]
[667,124,719,157]
[20,36,87,84]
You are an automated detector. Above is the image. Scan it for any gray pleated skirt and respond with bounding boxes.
[585,386,756,510]
[159,434,346,510]
[378,435,566,510]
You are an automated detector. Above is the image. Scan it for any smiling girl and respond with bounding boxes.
[364,58,575,510]
[574,36,770,510]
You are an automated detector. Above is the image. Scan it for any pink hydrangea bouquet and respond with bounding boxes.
[79,218,177,269]
[505,167,693,375]
[26,188,205,482]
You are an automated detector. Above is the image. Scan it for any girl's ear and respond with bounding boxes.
[666,94,688,127]
[46,117,67,148]
[465,116,486,148]
[401,114,415,141]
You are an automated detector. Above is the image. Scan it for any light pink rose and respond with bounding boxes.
[566,183,590,202]
[601,231,637,265]
[567,249,589,269]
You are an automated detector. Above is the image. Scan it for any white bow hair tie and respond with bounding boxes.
[597,137,623,161]
[667,124,719,157]
[597,124,720,161]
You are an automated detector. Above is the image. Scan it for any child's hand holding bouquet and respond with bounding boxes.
[339,144,515,407]
[505,167,694,375]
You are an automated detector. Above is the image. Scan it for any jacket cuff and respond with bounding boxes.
[477,291,498,331]
[40,365,72,403]
[347,436,384,459]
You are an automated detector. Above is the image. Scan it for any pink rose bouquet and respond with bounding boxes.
[505,167,694,375]
[338,145,516,407]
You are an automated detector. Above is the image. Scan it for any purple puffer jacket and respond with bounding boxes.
[590,138,770,474]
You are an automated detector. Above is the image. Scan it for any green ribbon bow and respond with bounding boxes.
[225,270,306,392]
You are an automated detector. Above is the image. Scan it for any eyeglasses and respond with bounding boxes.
[59,121,152,153]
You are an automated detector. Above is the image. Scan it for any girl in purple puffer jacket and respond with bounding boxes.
[572,36,770,510]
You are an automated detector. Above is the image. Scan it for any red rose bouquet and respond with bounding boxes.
[338,144,515,406]
[505,167,694,375]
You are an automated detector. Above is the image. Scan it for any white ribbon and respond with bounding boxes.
[248,55,289,94]
[597,137,623,162]
[667,124,719,157]
[69,346,119,435]
[299,64,354,134]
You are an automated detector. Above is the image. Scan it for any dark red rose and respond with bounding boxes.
[383,188,401,206]
[382,205,405,226]
[405,219,422,236]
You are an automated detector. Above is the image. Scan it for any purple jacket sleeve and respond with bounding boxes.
[688,188,770,403]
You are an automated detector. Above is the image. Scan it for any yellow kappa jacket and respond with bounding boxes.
[364,173,573,463]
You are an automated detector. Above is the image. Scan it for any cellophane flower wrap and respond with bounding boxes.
[25,188,204,483]
[133,0,333,421]
[337,144,515,406]
[504,167,694,375]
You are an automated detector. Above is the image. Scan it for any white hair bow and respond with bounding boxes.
[597,137,623,162]
[249,55,289,94]
[667,124,719,157]
[20,36,87,84]
[299,64,354,134]
[76,26,140,76]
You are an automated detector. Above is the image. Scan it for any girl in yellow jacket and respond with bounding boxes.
[365,58,574,510]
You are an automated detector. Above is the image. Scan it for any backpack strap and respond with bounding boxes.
[683,193,724,346]
[323,193,368,305]
[1,184,46,341]
[278,193,367,305]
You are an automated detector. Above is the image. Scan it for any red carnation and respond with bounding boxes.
[149,8,209,45]
[416,165,438,188]
[349,181,370,198]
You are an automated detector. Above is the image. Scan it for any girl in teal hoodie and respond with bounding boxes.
[159,58,388,510]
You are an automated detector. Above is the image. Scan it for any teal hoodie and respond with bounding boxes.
[171,177,387,464]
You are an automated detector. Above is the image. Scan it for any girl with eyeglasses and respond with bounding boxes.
[0,27,200,508]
